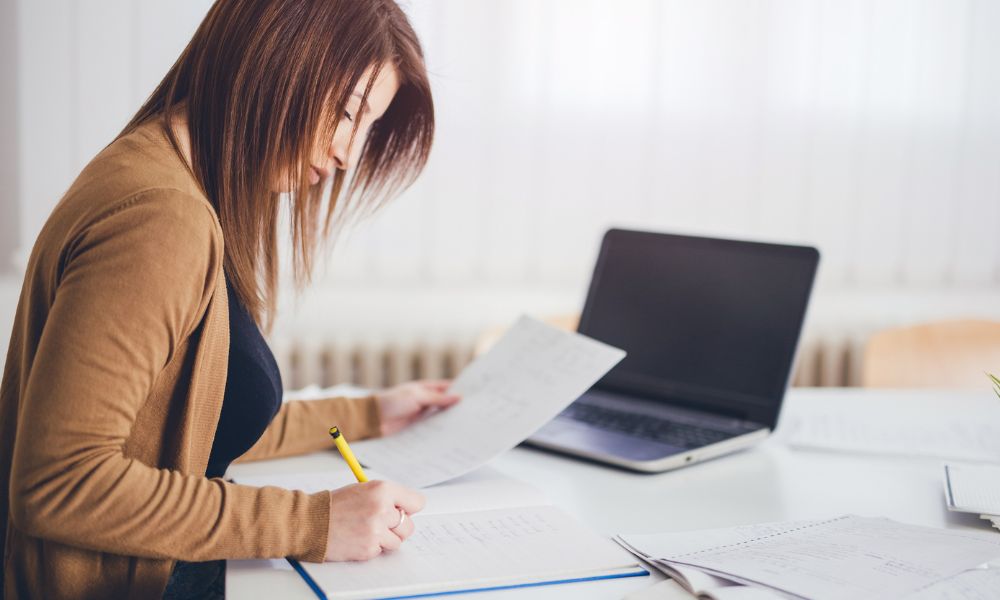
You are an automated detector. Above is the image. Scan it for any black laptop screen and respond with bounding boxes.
[577,229,819,427]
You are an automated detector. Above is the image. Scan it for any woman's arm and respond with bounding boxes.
[236,395,382,463]
[236,380,461,463]
[8,192,328,563]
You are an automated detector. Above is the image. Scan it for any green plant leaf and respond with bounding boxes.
[990,373,1000,398]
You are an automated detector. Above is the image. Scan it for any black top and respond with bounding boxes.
[205,276,283,478]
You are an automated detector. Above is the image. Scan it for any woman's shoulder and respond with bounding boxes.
[25,122,224,304]
[43,121,222,253]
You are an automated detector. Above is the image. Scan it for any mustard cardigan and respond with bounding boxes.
[0,121,381,599]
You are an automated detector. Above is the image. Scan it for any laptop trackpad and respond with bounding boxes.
[532,417,686,462]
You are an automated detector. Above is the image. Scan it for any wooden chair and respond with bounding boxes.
[861,319,1000,389]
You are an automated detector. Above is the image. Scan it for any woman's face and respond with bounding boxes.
[306,64,400,186]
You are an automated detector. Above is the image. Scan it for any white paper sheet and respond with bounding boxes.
[618,522,815,600]
[945,464,1000,515]
[903,566,1000,599]
[625,515,1000,600]
[780,392,1000,462]
[618,520,819,561]
[298,505,644,600]
[350,315,626,487]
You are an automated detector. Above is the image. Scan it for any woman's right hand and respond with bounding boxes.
[324,480,425,561]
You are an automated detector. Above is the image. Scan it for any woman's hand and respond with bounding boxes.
[375,379,461,436]
[325,480,425,561]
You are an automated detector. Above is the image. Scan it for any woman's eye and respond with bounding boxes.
[343,110,354,122]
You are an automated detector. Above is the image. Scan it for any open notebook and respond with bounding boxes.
[235,468,647,599]
[616,515,1000,600]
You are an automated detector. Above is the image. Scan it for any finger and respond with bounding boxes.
[417,392,461,409]
[418,379,452,391]
[383,506,405,528]
[386,482,426,515]
[391,511,415,541]
[379,527,402,552]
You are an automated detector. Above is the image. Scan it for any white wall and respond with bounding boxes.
[3,0,1000,361]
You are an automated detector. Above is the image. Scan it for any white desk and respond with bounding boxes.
[226,388,995,599]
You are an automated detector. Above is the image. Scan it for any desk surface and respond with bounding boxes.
[226,388,993,599]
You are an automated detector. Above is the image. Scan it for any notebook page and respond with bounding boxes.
[351,315,626,488]
[617,535,745,593]
[618,523,813,599]
[299,505,644,600]
[903,566,1000,599]
[661,516,1000,600]
[618,519,817,560]
[645,561,746,596]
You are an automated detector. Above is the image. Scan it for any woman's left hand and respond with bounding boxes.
[375,379,461,436]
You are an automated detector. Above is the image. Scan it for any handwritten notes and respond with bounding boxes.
[351,315,625,487]
[905,566,1000,600]
[619,516,1000,600]
[299,505,643,599]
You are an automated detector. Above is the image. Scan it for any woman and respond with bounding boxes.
[0,1,456,598]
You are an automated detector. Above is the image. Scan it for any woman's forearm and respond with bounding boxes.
[236,395,381,463]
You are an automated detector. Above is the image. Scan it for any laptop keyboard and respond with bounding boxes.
[562,403,736,449]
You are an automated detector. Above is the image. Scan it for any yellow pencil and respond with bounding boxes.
[329,426,368,483]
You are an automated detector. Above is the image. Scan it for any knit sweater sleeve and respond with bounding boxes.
[8,190,328,562]
[237,394,382,463]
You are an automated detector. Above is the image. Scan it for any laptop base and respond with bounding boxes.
[526,389,771,473]
[525,418,770,473]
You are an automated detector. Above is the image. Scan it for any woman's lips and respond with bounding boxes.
[308,165,329,185]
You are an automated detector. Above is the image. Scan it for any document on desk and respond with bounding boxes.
[297,505,645,599]
[781,391,1000,462]
[350,315,626,488]
[944,463,1000,516]
[903,565,1000,599]
[617,521,817,600]
[235,465,647,597]
[618,515,1000,600]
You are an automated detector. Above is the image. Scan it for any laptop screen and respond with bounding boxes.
[577,229,819,427]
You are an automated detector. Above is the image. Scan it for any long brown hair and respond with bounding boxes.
[118,0,434,333]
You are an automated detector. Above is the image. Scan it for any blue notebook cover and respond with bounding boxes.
[287,558,648,600]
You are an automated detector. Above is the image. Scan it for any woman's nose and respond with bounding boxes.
[330,142,348,171]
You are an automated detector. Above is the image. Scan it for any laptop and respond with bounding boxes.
[526,228,819,472]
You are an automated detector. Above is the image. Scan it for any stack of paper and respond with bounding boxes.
[944,463,1000,532]
[616,515,1000,600]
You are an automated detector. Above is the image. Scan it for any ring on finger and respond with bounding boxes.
[390,507,406,530]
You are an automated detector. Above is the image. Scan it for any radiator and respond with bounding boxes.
[271,330,867,391]
[791,332,868,387]
[271,337,477,391]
